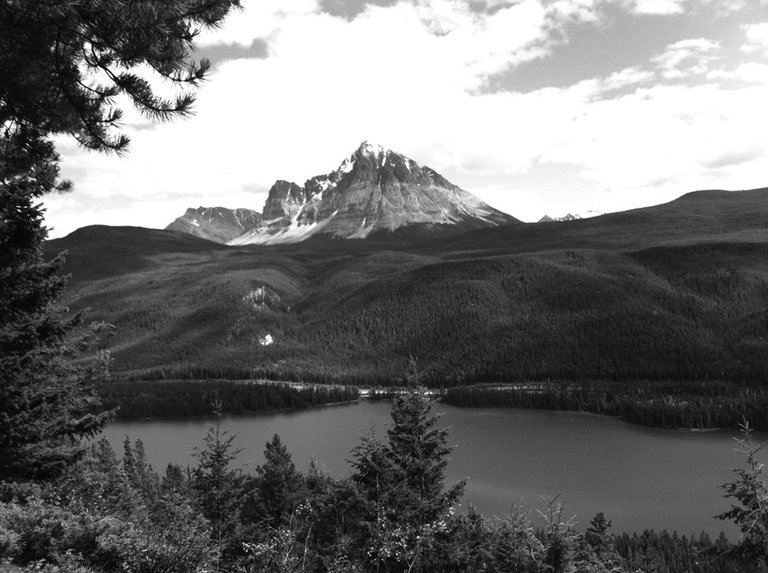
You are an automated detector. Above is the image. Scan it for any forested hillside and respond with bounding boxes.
[46,193,768,386]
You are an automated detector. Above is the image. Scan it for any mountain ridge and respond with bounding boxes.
[168,142,519,245]
[165,206,261,243]
[538,210,602,223]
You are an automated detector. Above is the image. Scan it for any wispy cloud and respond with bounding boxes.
[625,0,686,16]
[651,38,722,79]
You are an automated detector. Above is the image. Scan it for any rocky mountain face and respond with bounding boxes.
[166,207,262,243]
[231,142,517,245]
[163,142,514,245]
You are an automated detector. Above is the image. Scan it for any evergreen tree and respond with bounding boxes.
[349,428,399,512]
[349,364,466,572]
[192,407,244,569]
[577,512,626,573]
[0,139,113,483]
[42,437,140,523]
[539,494,579,573]
[384,359,466,526]
[385,386,466,525]
[585,512,613,557]
[253,434,306,530]
[1,0,239,486]
[718,419,768,572]
[122,437,160,506]
[0,0,240,153]
[162,463,189,496]
[303,458,356,567]
[492,506,544,572]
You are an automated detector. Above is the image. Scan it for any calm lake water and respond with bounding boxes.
[104,401,751,537]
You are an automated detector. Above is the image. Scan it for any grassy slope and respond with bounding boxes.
[46,188,768,383]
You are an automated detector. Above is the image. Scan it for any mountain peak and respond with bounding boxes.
[169,141,520,246]
[356,140,387,157]
[229,143,517,245]
[334,141,394,176]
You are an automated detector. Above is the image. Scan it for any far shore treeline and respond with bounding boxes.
[442,381,768,431]
[99,377,768,431]
[99,379,359,419]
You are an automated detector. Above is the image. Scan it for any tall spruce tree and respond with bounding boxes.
[254,434,305,530]
[0,138,113,482]
[385,386,466,525]
[0,0,239,484]
[192,405,244,568]
[386,359,465,525]
[351,364,466,530]
[349,361,466,571]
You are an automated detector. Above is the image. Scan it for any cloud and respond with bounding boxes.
[625,0,686,15]
[701,146,763,169]
[540,79,768,193]
[196,0,322,47]
[47,0,768,236]
[651,38,722,79]
[742,22,768,55]
[546,0,604,24]
[320,0,400,18]
[193,40,269,65]
[725,62,768,83]
[599,66,656,92]
[614,0,753,17]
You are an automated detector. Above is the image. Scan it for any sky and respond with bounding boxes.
[43,0,768,237]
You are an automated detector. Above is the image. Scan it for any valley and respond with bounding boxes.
[46,187,768,429]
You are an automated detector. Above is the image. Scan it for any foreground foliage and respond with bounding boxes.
[2,387,766,573]
[1,0,240,485]
[1,0,240,153]
[0,137,112,483]
[717,420,768,572]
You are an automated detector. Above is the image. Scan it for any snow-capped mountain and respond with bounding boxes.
[538,210,603,223]
[166,207,262,243]
[229,142,518,245]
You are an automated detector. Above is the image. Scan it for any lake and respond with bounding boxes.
[103,400,750,537]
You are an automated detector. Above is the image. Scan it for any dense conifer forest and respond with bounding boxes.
[98,380,359,419]
[48,236,768,391]
[96,377,768,431]
[442,381,768,431]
